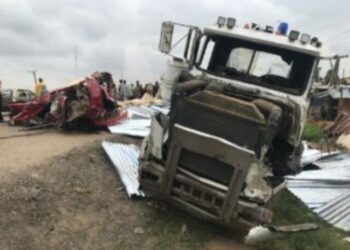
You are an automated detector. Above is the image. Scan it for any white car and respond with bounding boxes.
[1,89,34,110]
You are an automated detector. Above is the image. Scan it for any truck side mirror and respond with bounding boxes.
[159,22,174,54]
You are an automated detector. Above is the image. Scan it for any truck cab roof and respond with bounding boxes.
[204,25,321,57]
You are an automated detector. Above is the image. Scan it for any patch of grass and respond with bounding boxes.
[136,191,349,250]
[256,190,349,250]
[144,203,222,250]
[302,123,324,142]
[131,190,349,249]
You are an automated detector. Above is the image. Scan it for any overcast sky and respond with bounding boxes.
[0,0,349,90]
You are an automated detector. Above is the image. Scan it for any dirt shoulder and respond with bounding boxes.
[0,124,114,180]
[0,139,232,250]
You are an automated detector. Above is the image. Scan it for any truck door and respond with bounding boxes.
[159,22,201,70]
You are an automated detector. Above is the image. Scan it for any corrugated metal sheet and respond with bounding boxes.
[287,182,350,209]
[108,104,169,137]
[314,191,350,231]
[102,141,144,198]
[300,141,338,167]
[108,119,151,137]
[310,152,350,170]
[287,152,350,231]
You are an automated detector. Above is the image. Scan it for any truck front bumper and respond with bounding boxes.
[139,124,274,229]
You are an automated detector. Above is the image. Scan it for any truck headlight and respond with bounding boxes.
[227,18,236,29]
[289,30,300,42]
[310,37,318,44]
[300,33,311,44]
[217,16,226,27]
[310,37,322,48]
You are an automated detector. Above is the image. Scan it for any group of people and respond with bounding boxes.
[118,80,160,101]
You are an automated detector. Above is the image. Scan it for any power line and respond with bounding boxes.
[328,40,350,49]
[328,34,350,45]
[325,28,350,42]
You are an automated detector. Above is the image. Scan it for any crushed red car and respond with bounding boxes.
[8,72,127,129]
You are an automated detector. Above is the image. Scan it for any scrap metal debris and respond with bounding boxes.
[108,104,169,137]
[245,226,283,245]
[245,223,318,245]
[268,223,319,233]
[300,141,338,167]
[108,119,151,137]
[287,152,350,232]
[7,72,127,130]
[101,141,144,198]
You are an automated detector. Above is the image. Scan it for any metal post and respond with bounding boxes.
[29,70,37,85]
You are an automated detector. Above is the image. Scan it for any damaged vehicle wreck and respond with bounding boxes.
[139,17,322,230]
[8,72,126,129]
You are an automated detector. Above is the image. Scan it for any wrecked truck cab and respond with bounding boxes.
[139,18,321,229]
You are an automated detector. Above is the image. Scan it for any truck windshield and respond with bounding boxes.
[197,34,315,95]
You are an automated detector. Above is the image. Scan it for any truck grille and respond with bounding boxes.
[179,148,234,186]
[171,171,226,216]
[170,91,266,151]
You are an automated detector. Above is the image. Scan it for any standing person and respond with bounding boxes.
[119,80,130,101]
[118,79,122,93]
[34,78,47,99]
[0,80,4,122]
[123,80,131,100]
[134,80,143,99]
[118,80,125,100]
[130,83,135,99]
[153,81,160,97]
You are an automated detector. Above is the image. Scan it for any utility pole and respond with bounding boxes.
[28,70,37,85]
[331,55,348,87]
[321,54,349,87]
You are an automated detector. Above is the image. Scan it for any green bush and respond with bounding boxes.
[302,123,324,142]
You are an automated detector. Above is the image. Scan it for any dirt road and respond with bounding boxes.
[0,124,114,180]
